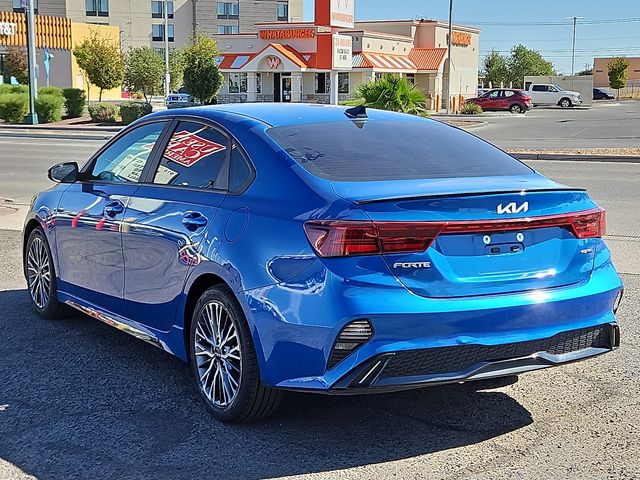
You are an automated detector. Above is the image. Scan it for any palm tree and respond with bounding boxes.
[356,75,427,115]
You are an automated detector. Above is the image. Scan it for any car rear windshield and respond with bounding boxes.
[267,119,533,182]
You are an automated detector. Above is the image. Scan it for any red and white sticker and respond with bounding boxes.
[164,129,226,167]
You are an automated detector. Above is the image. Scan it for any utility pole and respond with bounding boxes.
[567,16,584,76]
[445,0,453,114]
[25,0,38,124]
[163,0,171,98]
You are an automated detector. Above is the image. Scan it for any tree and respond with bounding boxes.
[482,50,509,88]
[124,46,164,103]
[356,75,427,115]
[182,35,223,104]
[6,46,29,85]
[507,44,556,88]
[169,49,185,92]
[576,67,593,76]
[73,30,124,101]
[608,57,629,97]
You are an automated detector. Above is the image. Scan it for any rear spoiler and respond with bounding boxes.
[354,188,586,205]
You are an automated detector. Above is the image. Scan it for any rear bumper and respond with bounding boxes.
[328,323,619,394]
[244,243,623,391]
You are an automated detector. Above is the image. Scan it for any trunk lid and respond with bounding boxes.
[332,176,600,298]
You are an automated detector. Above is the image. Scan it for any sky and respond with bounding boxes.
[302,0,640,74]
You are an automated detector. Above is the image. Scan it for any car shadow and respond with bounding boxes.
[0,289,533,480]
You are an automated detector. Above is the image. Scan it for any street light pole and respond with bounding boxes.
[25,0,38,124]
[445,0,453,115]
[163,0,171,98]
[567,16,584,76]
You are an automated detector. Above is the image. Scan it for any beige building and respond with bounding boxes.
[0,10,121,99]
[593,57,640,88]
[214,18,480,110]
[0,0,304,52]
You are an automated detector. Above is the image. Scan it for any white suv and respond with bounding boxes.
[525,84,582,108]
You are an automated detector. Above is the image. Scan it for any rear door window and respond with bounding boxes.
[153,121,230,190]
[267,120,533,182]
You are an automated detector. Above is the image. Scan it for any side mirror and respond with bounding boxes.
[48,162,79,184]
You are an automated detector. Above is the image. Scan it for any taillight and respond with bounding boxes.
[569,208,606,238]
[304,208,605,258]
[303,220,444,258]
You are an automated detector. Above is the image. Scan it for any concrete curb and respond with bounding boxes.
[0,131,113,141]
[0,124,121,133]
[511,153,640,163]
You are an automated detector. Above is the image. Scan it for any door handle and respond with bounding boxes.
[182,211,208,231]
[104,200,124,217]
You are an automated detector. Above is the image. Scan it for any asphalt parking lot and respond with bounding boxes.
[469,100,640,150]
[1,154,639,478]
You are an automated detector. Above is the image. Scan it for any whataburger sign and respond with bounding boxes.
[330,0,354,28]
[315,0,354,29]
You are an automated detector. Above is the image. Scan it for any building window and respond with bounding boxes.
[217,2,239,19]
[315,73,331,94]
[277,2,288,21]
[217,24,239,34]
[12,0,38,12]
[152,24,174,42]
[86,0,109,16]
[338,72,349,94]
[256,73,262,94]
[228,73,247,94]
[152,1,174,19]
[405,73,415,85]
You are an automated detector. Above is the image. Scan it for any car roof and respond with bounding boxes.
[146,103,430,128]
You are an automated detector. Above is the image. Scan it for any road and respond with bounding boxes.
[1,139,639,479]
[469,101,640,150]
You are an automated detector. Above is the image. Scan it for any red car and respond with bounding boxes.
[466,89,532,114]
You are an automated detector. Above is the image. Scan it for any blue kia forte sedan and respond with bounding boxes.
[23,104,623,423]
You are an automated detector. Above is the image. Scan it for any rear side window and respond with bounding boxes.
[229,144,252,192]
[531,85,546,92]
[153,121,230,189]
[267,120,533,182]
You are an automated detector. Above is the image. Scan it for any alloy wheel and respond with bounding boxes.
[194,300,242,408]
[510,104,522,114]
[27,236,51,309]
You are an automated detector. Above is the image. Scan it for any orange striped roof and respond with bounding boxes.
[409,48,447,71]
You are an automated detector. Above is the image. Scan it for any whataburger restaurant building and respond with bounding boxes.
[215,0,480,110]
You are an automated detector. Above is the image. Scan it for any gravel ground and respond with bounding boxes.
[0,228,638,480]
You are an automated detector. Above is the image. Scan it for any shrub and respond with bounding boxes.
[119,101,152,125]
[0,93,29,123]
[0,84,28,94]
[461,102,483,115]
[38,86,64,97]
[356,75,427,115]
[35,94,64,123]
[63,88,86,118]
[88,102,120,122]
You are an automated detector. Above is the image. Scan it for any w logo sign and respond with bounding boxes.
[335,0,350,7]
[497,202,529,215]
[266,56,281,69]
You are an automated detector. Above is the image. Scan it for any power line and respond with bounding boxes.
[458,17,640,26]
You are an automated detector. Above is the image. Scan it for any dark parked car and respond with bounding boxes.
[593,88,615,100]
[465,89,532,114]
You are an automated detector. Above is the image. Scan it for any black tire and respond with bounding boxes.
[189,284,282,423]
[509,104,523,114]
[24,227,68,319]
[559,98,572,108]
